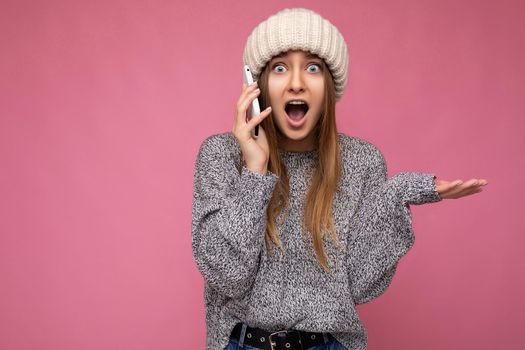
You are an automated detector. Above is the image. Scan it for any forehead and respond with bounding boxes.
[270,50,321,61]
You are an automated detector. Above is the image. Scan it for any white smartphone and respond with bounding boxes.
[243,65,260,139]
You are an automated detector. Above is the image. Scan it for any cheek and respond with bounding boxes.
[267,77,287,94]
[314,81,325,98]
[309,111,323,126]
[267,89,278,106]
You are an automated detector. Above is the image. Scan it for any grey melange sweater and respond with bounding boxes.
[191,132,442,350]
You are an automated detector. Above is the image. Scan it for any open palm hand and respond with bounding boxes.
[435,178,488,199]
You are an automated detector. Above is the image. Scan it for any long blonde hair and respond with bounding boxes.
[239,55,343,274]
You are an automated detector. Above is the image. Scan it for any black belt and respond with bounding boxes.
[230,322,334,350]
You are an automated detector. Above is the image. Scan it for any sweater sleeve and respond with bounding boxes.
[191,136,279,300]
[347,144,442,305]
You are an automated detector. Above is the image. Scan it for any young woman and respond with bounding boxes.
[191,8,487,350]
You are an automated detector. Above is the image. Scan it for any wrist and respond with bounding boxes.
[250,168,267,175]
[246,163,268,175]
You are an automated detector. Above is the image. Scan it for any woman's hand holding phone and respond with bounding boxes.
[232,81,273,175]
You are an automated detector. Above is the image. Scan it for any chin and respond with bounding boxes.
[279,127,313,140]
[286,130,309,139]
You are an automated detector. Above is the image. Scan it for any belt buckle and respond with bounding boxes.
[268,329,303,350]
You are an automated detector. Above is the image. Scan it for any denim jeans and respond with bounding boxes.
[225,333,348,350]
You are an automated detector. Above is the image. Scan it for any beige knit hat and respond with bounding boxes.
[243,8,349,102]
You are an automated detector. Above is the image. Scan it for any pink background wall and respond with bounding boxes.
[1,0,523,349]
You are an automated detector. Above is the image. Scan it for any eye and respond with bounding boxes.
[307,64,321,73]
[271,63,321,74]
[272,64,286,73]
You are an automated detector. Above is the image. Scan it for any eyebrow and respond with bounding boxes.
[306,52,321,59]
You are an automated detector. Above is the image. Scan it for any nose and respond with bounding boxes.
[288,68,305,94]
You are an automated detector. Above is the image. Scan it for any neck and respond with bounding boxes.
[278,131,319,152]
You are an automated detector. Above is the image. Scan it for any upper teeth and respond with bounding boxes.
[288,101,306,105]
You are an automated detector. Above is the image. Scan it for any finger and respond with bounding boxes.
[451,184,486,198]
[453,187,484,199]
[244,81,259,94]
[242,81,257,90]
[236,82,259,107]
[450,180,463,189]
[233,101,262,138]
[438,178,489,199]
[238,86,260,109]
[440,181,471,198]
[246,106,272,130]
[235,88,261,126]
[464,179,482,188]
[438,180,463,193]
[451,179,483,192]
[459,179,488,191]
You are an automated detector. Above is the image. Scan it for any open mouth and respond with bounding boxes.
[284,101,309,121]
